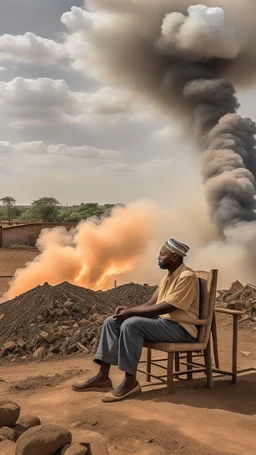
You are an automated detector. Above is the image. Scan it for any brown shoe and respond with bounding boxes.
[72,379,113,392]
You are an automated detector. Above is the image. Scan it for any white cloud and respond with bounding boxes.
[0,32,67,63]
[0,77,71,109]
[61,6,93,33]
[152,125,184,141]
[2,141,119,161]
[0,77,147,130]
[48,144,119,159]
[15,141,48,155]
[0,77,77,125]
[0,141,12,153]
[80,86,133,116]
[101,163,134,172]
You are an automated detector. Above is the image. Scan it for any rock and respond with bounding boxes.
[56,444,71,454]
[33,346,45,358]
[0,313,5,320]
[241,351,251,357]
[63,443,90,455]
[0,439,16,455]
[12,424,27,441]
[77,343,88,353]
[0,401,20,427]
[39,331,54,343]
[3,341,17,351]
[0,427,15,441]
[17,340,26,348]
[0,435,7,442]
[18,415,41,429]
[15,423,72,455]
[12,415,41,441]
[65,345,77,355]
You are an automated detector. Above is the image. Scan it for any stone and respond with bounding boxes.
[17,339,26,348]
[65,345,77,355]
[33,346,45,358]
[57,444,71,454]
[77,343,88,353]
[0,401,20,427]
[61,320,75,327]
[0,439,16,455]
[15,424,72,455]
[39,331,54,343]
[0,314,5,320]
[0,435,7,442]
[63,443,90,455]
[18,415,41,429]
[12,424,27,441]
[241,351,251,357]
[0,427,15,441]
[3,341,17,351]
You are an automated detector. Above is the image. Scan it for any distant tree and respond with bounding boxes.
[31,197,60,222]
[57,203,117,222]
[11,206,22,219]
[0,196,16,224]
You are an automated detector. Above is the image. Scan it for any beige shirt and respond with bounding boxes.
[156,263,199,338]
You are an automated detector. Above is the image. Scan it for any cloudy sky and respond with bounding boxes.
[0,0,255,206]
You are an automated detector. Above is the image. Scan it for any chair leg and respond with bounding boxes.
[211,312,220,368]
[187,352,193,380]
[232,315,238,385]
[175,352,180,372]
[167,352,174,394]
[204,341,213,389]
[146,348,152,383]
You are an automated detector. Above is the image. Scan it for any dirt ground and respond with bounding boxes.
[0,249,38,297]
[0,249,255,455]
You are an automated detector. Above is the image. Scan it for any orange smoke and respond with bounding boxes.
[2,201,159,301]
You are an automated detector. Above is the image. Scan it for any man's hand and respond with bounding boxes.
[113,308,134,322]
[114,306,127,315]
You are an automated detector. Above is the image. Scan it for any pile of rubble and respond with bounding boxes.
[0,281,155,362]
[97,282,156,309]
[216,280,256,326]
[0,401,108,454]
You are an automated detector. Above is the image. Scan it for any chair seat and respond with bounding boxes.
[144,341,207,352]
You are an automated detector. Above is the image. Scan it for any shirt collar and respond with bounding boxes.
[167,263,185,280]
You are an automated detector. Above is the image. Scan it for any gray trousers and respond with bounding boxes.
[94,316,195,376]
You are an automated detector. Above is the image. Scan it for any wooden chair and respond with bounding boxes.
[138,269,218,393]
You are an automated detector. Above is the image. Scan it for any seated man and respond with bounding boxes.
[72,238,199,402]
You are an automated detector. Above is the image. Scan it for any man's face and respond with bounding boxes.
[158,245,177,269]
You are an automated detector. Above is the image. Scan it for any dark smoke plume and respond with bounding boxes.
[65,1,256,231]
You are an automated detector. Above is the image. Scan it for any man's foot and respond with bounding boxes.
[102,379,141,402]
[72,375,113,392]
[109,377,139,398]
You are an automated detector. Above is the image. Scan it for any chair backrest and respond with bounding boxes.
[196,269,218,343]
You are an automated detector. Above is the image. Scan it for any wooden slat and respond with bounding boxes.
[215,308,245,316]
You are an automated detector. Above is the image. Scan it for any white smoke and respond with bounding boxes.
[158,5,241,59]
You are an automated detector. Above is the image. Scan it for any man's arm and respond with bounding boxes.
[114,274,197,321]
[113,300,176,321]
[115,288,158,314]
[143,289,159,306]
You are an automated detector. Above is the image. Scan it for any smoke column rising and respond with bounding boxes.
[62,2,256,229]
